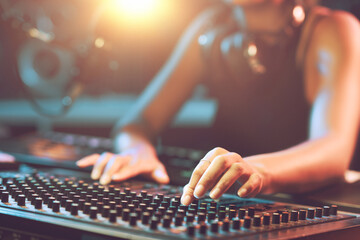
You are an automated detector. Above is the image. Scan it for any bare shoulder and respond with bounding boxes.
[307,6,359,51]
[297,6,360,66]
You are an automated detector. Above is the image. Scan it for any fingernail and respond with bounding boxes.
[181,194,191,205]
[238,188,247,198]
[91,170,101,180]
[100,175,111,185]
[194,185,205,198]
[154,169,167,180]
[210,188,221,199]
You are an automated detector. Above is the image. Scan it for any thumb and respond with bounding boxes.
[151,165,170,184]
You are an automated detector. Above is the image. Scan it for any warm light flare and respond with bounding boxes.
[105,0,163,22]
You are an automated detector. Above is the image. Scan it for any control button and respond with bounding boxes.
[330,205,338,215]
[222,219,230,231]
[210,221,219,233]
[35,198,42,209]
[142,212,151,225]
[71,204,79,216]
[109,210,117,223]
[253,215,261,227]
[208,211,216,222]
[187,224,195,236]
[299,210,307,220]
[229,209,237,220]
[247,207,255,217]
[102,206,110,218]
[218,210,226,221]
[307,208,315,219]
[232,219,241,230]
[52,201,60,213]
[244,216,252,229]
[150,217,159,230]
[281,212,289,223]
[122,209,130,221]
[199,223,207,235]
[323,206,330,216]
[186,214,194,223]
[272,213,280,224]
[175,215,183,226]
[17,194,26,206]
[90,207,98,219]
[263,213,271,226]
[129,213,138,226]
[290,211,298,222]
[198,212,206,223]
[162,216,171,228]
[316,207,323,218]
[238,208,246,219]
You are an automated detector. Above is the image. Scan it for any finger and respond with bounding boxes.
[181,147,228,205]
[209,162,245,200]
[99,155,129,185]
[0,152,15,162]
[149,164,170,184]
[112,166,140,182]
[194,153,234,198]
[91,152,113,180]
[237,173,262,198]
[76,154,100,167]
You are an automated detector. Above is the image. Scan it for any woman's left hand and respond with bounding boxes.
[180,147,266,205]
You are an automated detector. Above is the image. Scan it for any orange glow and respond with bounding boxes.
[104,0,167,23]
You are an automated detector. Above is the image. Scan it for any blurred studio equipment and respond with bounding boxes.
[0,0,177,117]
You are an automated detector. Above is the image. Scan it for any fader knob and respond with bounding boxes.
[232,219,241,230]
[90,207,98,219]
[253,215,261,227]
[187,224,195,236]
[281,212,289,223]
[210,221,219,233]
[17,195,26,206]
[52,201,60,213]
[35,198,42,209]
[316,207,323,218]
[238,208,246,219]
[109,210,117,223]
[162,216,171,228]
[290,211,298,221]
[299,210,306,220]
[1,191,9,202]
[199,223,207,235]
[150,218,159,230]
[307,208,315,219]
[263,213,271,226]
[323,206,330,216]
[272,213,280,224]
[247,207,255,217]
[330,205,338,215]
[222,219,230,231]
[129,213,138,226]
[71,204,79,216]
[244,216,252,228]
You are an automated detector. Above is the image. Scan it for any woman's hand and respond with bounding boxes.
[76,143,169,185]
[0,151,15,163]
[181,147,266,205]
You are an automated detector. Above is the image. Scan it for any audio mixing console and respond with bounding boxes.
[0,167,359,240]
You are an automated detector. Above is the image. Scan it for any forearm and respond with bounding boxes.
[246,134,354,194]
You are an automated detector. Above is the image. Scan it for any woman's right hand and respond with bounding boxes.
[76,141,169,185]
